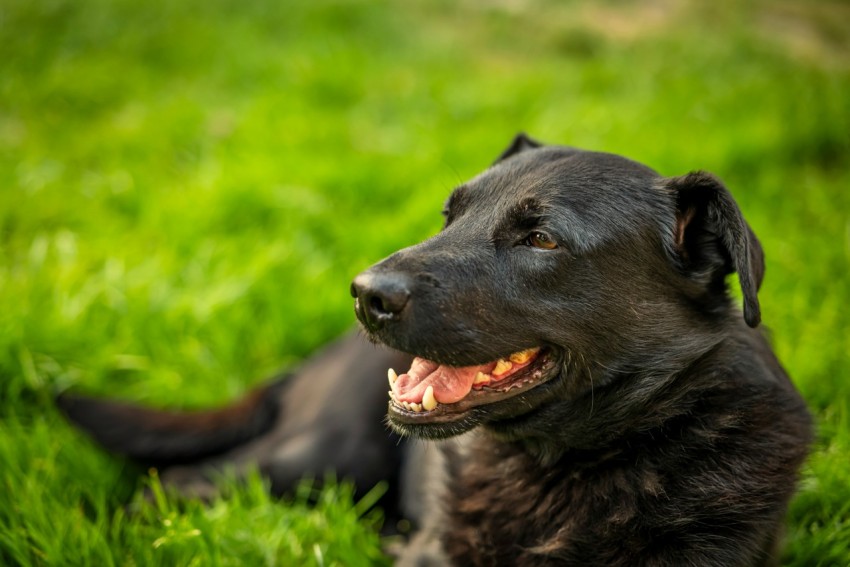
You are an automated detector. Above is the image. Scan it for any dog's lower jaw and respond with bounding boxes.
[390,391,584,446]
[387,409,483,440]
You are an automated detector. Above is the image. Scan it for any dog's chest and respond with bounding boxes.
[441,439,657,566]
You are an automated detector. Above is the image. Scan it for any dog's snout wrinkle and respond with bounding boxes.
[415,272,441,289]
[351,272,412,330]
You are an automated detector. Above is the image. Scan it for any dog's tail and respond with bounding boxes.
[56,377,289,468]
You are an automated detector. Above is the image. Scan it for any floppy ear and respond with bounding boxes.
[666,171,765,328]
[493,132,543,164]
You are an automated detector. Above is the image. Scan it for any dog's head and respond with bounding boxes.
[352,134,764,440]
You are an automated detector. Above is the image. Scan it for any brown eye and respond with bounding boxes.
[526,231,558,250]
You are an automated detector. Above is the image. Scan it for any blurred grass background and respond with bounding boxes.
[1,0,848,564]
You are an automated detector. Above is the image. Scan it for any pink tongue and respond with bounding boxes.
[393,357,494,404]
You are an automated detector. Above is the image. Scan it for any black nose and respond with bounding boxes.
[350,272,412,330]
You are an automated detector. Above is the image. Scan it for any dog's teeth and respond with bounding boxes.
[422,386,438,411]
[493,359,513,376]
[402,401,410,410]
[410,403,422,412]
[388,368,398,386]
[474,371,491,385]
[509,348,540,364]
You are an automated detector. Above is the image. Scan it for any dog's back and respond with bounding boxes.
[59,333,413,523]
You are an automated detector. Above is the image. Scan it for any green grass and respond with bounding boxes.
[1,0,848,564]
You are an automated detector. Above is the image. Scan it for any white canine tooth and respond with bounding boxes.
[492,359,513,376]
[474,371,491,384]
[422,385,438,411]
[509,347,540,364]
[388,368,398,386]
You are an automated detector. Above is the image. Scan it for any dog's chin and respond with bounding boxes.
[386,348,562,440]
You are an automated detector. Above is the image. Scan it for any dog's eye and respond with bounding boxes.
[525,231,558,250]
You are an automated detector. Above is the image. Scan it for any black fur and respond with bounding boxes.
[57,378,289,468]
[59,333,414,525]
[352,135,811,565]
[60,135,811,565]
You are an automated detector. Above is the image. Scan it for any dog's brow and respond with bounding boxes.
[508,198,546,226]
[444,186,470,219]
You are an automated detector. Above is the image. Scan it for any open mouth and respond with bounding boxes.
[387,347,559,424]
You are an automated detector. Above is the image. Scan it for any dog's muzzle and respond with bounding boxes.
[350,271,412,331]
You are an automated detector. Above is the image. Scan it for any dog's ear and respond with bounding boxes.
[494,133,543,164]
[666,171,765,327]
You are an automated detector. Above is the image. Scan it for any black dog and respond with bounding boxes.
[61,135,812,565]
